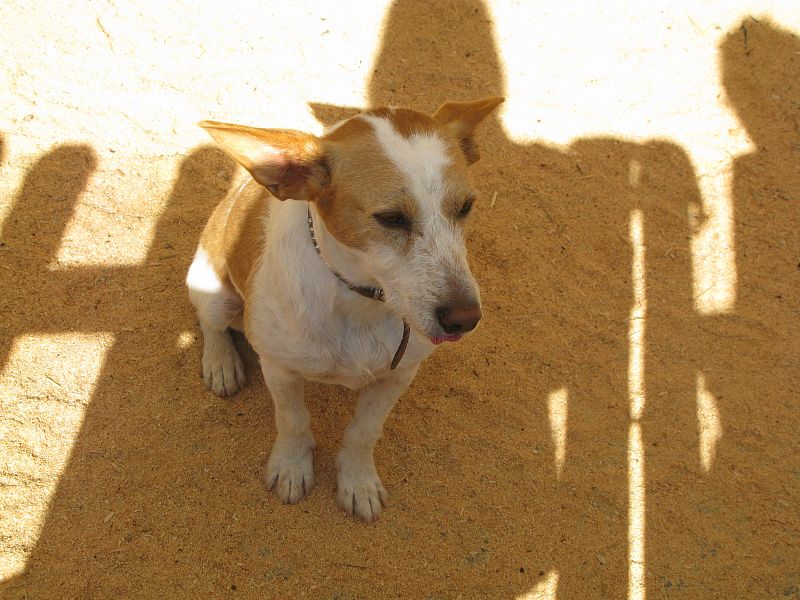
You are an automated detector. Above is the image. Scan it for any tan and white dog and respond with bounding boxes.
[186,97,503,521]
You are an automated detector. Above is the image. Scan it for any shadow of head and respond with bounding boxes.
[720,17,800,146]
[369,0,503,109]
[310,0,504,128]
[160,145,236,220]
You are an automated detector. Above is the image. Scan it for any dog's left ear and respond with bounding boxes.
[199,121,329,200]
[432,96,504,165]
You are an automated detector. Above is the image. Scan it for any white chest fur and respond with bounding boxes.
[245,200,433,389]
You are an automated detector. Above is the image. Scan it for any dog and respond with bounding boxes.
[186,97,503,521]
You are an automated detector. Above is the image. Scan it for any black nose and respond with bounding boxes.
[436,304,482,334]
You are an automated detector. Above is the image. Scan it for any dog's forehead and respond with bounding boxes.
[325,108,466,212]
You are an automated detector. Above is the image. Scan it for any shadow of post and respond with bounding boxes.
[0,144,97,369]
[1,146,236,597]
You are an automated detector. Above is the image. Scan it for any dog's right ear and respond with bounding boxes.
[432,96,504,165]
[199,121,329,201]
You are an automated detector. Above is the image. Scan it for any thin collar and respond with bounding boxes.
[306,207,384,301]
[306,206,409,369]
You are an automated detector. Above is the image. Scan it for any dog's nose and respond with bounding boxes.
[436,304,482,334]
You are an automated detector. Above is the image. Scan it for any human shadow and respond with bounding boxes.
[643,18,800,598]
[322,2,800,599]
[312,1,708,598]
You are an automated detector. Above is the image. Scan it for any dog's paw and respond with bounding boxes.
[202,336,246,397]
[263,438,315,504]
[336,457,387,522]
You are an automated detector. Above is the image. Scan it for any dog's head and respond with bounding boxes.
[200,97,502,344]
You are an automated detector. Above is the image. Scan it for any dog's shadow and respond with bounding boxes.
[2,3,799,599]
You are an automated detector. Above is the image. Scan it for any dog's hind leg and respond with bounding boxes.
[187,247,246,396]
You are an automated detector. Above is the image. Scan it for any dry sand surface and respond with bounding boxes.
[1,1,799,598]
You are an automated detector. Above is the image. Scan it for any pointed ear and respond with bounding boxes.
[432,96,504,165]
[198,121,329,200]
[308,102,361,129]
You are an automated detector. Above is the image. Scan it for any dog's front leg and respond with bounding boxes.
[337,366,418,522]
[261,360,315,504]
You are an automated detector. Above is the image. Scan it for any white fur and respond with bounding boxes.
[246,199,433,388]
[186,248,246,396]
[359,114,480,336]
[225,197,434,520]
[186,247,223,295]
[360,114,450,208]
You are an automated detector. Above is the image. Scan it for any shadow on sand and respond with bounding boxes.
[1,3,797,598]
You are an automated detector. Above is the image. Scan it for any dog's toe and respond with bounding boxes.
[202,339,245,397]
[263,439,315,504]
[336,466,387,522]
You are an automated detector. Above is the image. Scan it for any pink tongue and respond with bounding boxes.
[430,334,463,345]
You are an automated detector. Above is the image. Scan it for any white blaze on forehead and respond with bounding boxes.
[360,114,451,215]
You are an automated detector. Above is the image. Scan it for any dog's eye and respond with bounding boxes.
[458,197,474,218]
[374,212,412,230]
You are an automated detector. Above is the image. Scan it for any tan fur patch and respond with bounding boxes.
[432,96,504,164]
[198,177,269,304]
[324,116,374,142]
[317,120,407,250]
[316,108,467,251]
[441,163,476,220]
[200,122,328,201]
[383,108,441,139]
[223,180,269,301]
[197,185,238,291]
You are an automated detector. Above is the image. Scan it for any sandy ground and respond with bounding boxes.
[1,1,799,598]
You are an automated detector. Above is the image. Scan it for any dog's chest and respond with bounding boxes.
[243,201,432,388]
[249,301,417,389]
[306,315,404,387]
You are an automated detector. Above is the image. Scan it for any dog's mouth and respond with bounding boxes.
[428,333,464,345]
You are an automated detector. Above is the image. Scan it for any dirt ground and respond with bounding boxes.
[1,1,799,598]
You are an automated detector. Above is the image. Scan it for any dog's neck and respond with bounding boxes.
[305,202,410,370]
[307,204,382,295]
